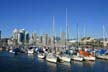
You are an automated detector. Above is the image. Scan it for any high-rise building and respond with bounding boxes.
[43,34,48,46]
[12,28,19,45]
[39,36,43,43]
[29,32,36,45]
[60,32,65,45]
[61,32,65,41]
[51,36,55,46]
[32,32,37,42]
[25,32,29,43]
[18,29,25,44]
[47,37,51,45]
[12,28,29,45]
[29,36,33,45]
[12,28,19,40]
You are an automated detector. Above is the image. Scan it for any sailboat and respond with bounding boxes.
[27,49,34,54]
[83,56,96,61]
[83,48,96,61]
[46,16,57,63]
[71,55,83,61]
[46,53,57,63]
[37,47,46,59]
[59,8,71,62]
[96,25,108,60]
[72,26,84,61]
[38,52,46,59]
[81,26,95,61]
[96,54,108,60]
[27,46,34,54]
[83,48,95,61]
[9,46,21,55]
[71,23,84,61]
[9,49,15,53]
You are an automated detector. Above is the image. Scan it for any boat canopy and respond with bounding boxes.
[37,48,44,53]
[100,48,106,55]
[13,48,21,52]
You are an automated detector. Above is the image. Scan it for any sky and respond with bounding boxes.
[0,0,108,39]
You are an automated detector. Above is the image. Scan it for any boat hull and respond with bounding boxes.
[38,54,46,59]
[9,50,15,53]
[96,55,108,60]
[46,53,57,63]
[71,55,83,61]
[83,56,95,61]
[46,57,57,63]
[27,49,34,54]
[59,56,70,62]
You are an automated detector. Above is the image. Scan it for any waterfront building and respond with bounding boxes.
[8,39,13,46]
[101,41,108,47]
[1,38,9,47]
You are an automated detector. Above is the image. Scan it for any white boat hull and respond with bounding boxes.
[46,57,57,63]
[46,53,57,63]
[38,53,45,59]
[83,56,95,61]
[60,56,70,62]
[96,55,108,60]
[27,49,34,54]
[9,50,15,53]
[71,55,83,61]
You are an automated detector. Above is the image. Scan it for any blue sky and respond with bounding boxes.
[0,0,108,39]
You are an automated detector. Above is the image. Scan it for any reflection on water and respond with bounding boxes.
[27,53,34,57]
[47,61,56,67]
[71,61,83,66]
[0,51,108,72]
[56,62,71,72]
[47,62,57,72]
[83,61,95,67]
[37,58,45,63]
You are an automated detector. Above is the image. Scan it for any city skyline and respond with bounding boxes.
[0,0,108,39]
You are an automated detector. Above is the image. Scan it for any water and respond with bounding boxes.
[0,51,108,72]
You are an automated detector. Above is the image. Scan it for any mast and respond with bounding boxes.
[102,25,105,48]
[77,23,79,48]
[98,33,100,48]
[60,26,62,47]
[52,16,56,53]
[83,25,86,37]
[65,8,69,50]
[83,25,86,47]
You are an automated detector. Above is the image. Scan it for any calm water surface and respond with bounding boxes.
[0,51,108,72]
